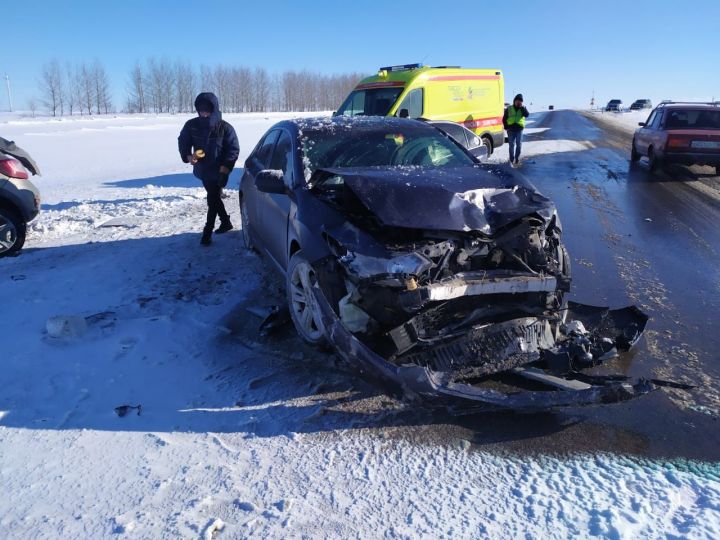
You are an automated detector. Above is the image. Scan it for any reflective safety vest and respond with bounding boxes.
[506,106,526,128]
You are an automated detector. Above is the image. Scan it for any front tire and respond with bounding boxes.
[286,251,326,346]
[0,206,26,258]
[239,194,254,250]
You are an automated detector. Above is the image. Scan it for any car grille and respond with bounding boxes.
[398,317,554,376]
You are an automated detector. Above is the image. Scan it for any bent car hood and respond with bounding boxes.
[317,166,554,234]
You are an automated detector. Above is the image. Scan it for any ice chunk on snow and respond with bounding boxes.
[203,518,225,540]
[46,315,88,339]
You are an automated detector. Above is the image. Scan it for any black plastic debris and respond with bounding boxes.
[258,305,292,335]
[114,404,142,417]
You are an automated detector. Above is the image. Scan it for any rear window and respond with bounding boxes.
[336,87,404,117]
[665,109,720,129]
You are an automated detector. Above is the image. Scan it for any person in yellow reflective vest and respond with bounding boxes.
[503,94,529,167]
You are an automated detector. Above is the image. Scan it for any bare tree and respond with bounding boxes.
[253,67,270,112]
[39,60,63,116]
[28,97,38,118]
[65,63,80,115]
[80,62,95,115]
[175,60,195,113]
[146,58,175,113]
[126,61,147,113]
[92,60,112,114]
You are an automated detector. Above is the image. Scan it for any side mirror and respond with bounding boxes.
[255,169,286,194]
[638,122,645,127]
[465,134,488,161]
[398,108,409,118]
[469,144,489,161]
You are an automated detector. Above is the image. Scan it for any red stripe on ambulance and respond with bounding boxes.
[462,117,503,128]
[355,81,406,90]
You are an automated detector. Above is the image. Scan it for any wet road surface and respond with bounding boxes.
[237,110,720,462]
[489,110,720,460]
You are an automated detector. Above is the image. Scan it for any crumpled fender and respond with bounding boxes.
[312,287,657,411]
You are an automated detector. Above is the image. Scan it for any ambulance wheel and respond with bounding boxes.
[481,136,493,155]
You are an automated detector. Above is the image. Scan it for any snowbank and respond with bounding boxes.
[1,113,718,539]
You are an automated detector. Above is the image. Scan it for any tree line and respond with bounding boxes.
[39,60,112,117]
[38,58,365,116]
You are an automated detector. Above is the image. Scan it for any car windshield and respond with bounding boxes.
[336,87,404,117]
[301,124,475,174]
[665,109,720,129]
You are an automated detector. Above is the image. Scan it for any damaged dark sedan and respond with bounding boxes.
[239,116,663,411]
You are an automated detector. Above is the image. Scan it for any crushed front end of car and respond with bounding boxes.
[304,166,659,411]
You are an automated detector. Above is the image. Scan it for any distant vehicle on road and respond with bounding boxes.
[631,101,720,174]
[0,138,41,257]
[605,99,623,112]
[630,99,652,111]
[335,63,504,155]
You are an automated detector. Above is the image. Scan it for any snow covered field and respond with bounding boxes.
[1,112,719,539]
[583,110,652,135]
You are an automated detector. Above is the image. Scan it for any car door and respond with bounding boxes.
[245,129,280,252]
[258,130,294,270]
[636,110,657,154]
[647,111,665,154]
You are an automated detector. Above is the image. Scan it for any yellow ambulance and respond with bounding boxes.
[335,63,505,153]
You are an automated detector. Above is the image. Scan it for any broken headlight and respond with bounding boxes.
[340,251,434,281]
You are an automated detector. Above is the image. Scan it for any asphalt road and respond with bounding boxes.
[465,110,720,460]
[242,110,720,462]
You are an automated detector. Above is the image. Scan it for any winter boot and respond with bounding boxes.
[200,227,213,246]
[215,219,233,234]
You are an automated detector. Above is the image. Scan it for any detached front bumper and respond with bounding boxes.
[313,287,658,412]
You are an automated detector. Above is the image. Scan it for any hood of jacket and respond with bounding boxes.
[194,92,222,128]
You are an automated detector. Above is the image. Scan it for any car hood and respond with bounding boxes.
[315,166,555,235]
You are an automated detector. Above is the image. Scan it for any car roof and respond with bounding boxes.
[660,104,719,111]
[273,115,439,136]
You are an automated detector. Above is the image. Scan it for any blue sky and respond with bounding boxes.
[5,0,720,111]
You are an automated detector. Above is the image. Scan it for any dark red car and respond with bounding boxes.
[631,101,720,174]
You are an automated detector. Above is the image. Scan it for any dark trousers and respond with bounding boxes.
[202,179,229,230]
[508,129,523,162]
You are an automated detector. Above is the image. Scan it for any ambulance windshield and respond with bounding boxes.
[336,87,404,117]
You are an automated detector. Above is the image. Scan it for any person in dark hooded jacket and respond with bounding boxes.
[178,92,240,245]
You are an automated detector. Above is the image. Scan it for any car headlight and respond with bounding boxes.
[386,253,433,275]
[340,251,433,279]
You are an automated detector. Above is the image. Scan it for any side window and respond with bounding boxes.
[269,131,294,185]
[397,88,424,119]
[645,111,656,128]
[255,130,280,167]
[652,112,663,128]
[439,123,469,146]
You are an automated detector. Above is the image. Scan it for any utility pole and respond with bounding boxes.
[5,74,13,112]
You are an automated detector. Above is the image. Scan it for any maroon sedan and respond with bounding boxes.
[631,102,720,174]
